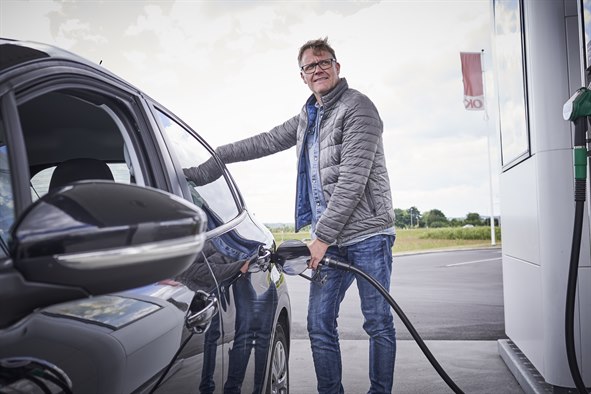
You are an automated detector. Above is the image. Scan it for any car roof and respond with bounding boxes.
[0,37,139,95]
[1,37,100,72]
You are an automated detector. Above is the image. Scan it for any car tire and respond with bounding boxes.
[267,321,289,394]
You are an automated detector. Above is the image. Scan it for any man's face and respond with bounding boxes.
[299,49,340,99]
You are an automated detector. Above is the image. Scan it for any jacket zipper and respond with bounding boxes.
[314,110,324,200]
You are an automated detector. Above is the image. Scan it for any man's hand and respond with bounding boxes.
[183,156,223,186]
[240,260,250,273]
[307,239,329,270]
[158,279,182,286]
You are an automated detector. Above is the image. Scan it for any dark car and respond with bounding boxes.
[0,38,291,394]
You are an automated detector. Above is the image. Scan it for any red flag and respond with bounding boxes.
[460,52,485,111]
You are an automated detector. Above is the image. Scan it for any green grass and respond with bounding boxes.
[271,231,310,244]
[269,227,501,254]
[393,227,500,253]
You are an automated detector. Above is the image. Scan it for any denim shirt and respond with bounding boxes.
[305,101,326,236]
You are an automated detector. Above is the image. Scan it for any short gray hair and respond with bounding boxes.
[298,37,337,65]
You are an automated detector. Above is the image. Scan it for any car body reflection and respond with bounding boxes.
[150,207,285,393]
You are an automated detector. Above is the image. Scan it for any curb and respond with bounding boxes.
[393,245,502,257]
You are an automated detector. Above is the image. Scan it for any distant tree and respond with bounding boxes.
[465,212,483,226]
[408,206,421,228]
[421,210,431,227]
[449,218,463,227]
[394,208,410,228]
[484,217,499,226]
[423,209,448,228]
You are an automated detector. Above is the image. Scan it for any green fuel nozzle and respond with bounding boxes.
[564,88,590,196]
[563,87,591,122]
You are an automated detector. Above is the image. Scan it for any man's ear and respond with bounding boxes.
[300,72,306,83]
[335,62,341,76]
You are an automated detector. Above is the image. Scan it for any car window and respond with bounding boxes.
[30,163,131,202]
[155,110,240,228]
[0,120,13,255]
[18,89,143,201]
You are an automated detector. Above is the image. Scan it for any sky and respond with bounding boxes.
[1,0,499,224]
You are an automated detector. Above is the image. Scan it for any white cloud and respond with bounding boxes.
[0,0,60,42]
[54,18,107,48]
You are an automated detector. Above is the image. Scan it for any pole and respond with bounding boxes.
[481,49,496,246]
[486,131,496,246]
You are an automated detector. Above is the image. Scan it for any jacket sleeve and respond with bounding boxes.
[183,114,299,186]
[216,114,299,163]
[314,95,383,244]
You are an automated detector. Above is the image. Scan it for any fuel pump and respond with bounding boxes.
[562,86,591,394]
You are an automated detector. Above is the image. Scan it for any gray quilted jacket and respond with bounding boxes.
[204,78,395,245]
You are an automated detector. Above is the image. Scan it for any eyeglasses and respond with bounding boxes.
[300,58,336,74]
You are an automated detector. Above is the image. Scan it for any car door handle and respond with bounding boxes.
[185,290,218,334]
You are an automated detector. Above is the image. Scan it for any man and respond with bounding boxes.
[185,37,396,394]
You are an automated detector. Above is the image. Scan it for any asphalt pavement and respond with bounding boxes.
[285,247,524,394]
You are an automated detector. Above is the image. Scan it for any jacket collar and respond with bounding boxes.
[306,78,348,111]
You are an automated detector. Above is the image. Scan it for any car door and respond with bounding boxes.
[0,70,217,394]
[149,106,287,394]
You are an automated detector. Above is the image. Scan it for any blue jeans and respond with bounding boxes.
[307,234,396,394]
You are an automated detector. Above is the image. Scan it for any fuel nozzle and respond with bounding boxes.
[320,256,352,271]
[563,88,590,195]
[563,87,591,122]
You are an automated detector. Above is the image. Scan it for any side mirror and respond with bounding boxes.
[274,239,310,276]
[2,181,207,327]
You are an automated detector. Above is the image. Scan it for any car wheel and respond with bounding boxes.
[268,322,289,394]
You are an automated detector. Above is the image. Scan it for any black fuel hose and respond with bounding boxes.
[320,256,465,394]
[565,115,590,394]
[566,195,588,394]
